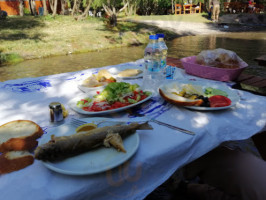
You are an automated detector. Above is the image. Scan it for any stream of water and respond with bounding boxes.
[1,31,266,82]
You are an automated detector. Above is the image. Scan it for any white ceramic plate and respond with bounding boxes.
[77,83,106,93]
[160,80,240,111]
[108,67,143,79]
[68,91,153,115]
[39,118,140,175]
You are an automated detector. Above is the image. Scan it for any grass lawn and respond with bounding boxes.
[0,13,208,65]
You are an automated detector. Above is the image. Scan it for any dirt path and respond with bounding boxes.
[129,14,266,36]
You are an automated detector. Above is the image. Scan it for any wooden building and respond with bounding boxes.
[0,0,45,15]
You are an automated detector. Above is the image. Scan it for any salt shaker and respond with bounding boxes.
[49,102,64,122]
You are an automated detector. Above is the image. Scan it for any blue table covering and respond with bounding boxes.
[0,59,265,200]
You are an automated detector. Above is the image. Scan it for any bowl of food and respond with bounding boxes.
[78,69,117,93]
[180,48,248,82]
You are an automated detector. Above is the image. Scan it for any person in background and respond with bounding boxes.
[248,0,256,13]
[0,7,7,19]
[209,0,220,22]
[208,4,213,20]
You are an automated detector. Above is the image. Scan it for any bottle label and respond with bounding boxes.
[160,59,166,69]
[145,60,160,72]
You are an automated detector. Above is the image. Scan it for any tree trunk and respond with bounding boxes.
[61,0,65,15]
[103,3,128,26]
[75,0,92,20]
[42,0,48,15]
[172,0,174,14]
[124,0,128,16]
[52,0,58,16]
[129,4,134,15]
[49,0,54,12]
[32,0,37,15]
[72,0,78,15]
[19,0,24,16]
[29,0,34,15]
[109,14,117,26]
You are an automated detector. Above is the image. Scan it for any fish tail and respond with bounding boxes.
[138,122,153,130]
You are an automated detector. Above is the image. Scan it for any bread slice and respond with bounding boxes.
[159,88,203,107]
[0,151,34,174]
[117,69,143,77]
[0,120,44,152]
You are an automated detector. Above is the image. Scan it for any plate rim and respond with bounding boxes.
[77,83,106,93]
[39,119,140,175]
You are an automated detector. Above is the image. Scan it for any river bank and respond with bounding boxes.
[0,15,172,65]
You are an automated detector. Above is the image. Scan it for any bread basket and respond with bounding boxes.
[181,56,248,82]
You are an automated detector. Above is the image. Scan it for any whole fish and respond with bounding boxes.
[34,122,152,161]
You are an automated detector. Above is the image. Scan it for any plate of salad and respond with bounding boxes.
[159,80,240,111]
[69,82,153,115]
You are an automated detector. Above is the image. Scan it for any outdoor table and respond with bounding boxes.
[0,59,266,200]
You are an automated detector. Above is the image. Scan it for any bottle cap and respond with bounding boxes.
[149,35,158,40]
[49,102,62,109]
[156,33,165,38]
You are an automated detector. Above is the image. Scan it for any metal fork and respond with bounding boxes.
[70,118,195,135]
[70,118,125,128]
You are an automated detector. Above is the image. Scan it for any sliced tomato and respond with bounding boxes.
[82,106,91,111]
[208,95,231,107]
[80,99,88,103]
[140,95,148,101]
[111,101,129,109]
[133,91,138,95]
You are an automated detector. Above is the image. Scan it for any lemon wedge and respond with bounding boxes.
[75,123,97,133]
[61,104,69,118]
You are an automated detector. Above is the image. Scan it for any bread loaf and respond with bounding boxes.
[196,48,244,69]
[0,151,34,174]
[0,120,44,152]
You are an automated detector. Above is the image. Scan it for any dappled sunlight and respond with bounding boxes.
[191,114,209,128]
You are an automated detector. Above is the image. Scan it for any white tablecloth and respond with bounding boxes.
[0,60,266,200]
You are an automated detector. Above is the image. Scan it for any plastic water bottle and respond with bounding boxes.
[156,33,168,72]
[142,35,163,94]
